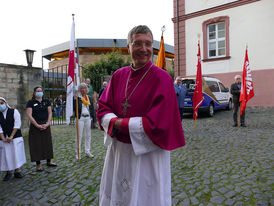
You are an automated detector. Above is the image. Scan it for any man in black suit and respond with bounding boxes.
[230,75,246,127]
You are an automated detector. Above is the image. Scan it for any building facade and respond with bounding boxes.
[173,0,274,106]
[42,38,175,72]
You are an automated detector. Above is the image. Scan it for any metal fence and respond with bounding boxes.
[43,65,69,125]
[50,104,75,126]
[42,65,108,125]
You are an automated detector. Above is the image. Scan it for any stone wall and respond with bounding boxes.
[0,63,42,133]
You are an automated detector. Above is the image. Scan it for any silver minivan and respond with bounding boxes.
[182,76,232,117]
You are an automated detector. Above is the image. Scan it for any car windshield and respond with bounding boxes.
[182,79,196,92]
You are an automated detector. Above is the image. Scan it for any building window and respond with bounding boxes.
[208,22,226,58]
[203,16,230,61]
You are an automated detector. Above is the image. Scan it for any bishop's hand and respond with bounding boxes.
[114,118,122,131]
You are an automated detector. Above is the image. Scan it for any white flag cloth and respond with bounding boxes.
[66,19,75,125]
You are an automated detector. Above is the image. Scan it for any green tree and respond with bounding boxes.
[83,50,131,92]
[166,68,174,80]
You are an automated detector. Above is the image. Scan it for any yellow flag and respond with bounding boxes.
[156,35,166,70]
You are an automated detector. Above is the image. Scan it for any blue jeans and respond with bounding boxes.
[55,106,62,118]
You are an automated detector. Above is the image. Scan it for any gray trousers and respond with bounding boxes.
[233,101,245,125]
[179,108,184,120]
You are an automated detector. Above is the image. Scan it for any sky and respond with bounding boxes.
[0,0,175,69]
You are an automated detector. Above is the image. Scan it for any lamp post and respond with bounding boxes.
[24,49,36,67]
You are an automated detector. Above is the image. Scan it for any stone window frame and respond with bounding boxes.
[202,16,230,62]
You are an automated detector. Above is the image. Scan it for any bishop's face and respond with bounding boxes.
[127,32,153,69]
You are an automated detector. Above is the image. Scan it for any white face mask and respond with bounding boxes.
[0,104,7,112]
[36,92,44,98]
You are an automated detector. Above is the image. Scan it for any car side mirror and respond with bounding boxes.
[225,88,229,92]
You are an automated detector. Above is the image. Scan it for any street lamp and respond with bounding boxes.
[24,49,36,67]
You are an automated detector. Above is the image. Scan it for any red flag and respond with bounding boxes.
[156,35,166,70]
[239,48,254,115]
[193,42,204,120]
[66,17,75,125]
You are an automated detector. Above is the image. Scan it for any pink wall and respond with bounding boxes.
[207,69,274,107]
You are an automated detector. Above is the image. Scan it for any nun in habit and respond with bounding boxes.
[0,97,26,181]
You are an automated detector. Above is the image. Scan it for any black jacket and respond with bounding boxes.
[230,83,241,103]
[0,108,22,140]
[73,96,96,123]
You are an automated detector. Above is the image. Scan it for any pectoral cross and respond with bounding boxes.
[122,99,131,116]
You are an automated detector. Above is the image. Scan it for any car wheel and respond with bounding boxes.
[226,99,232,110]
[207,103,214,117]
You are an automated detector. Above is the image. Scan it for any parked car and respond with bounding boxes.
[182,76,232,117]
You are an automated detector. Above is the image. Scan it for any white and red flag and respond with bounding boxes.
[192,42,204,120]
[239,48,254,115]
[66,17,76,125]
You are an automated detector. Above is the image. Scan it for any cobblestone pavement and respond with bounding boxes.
[0,107,273,205]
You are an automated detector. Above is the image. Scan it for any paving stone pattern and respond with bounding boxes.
[0,107,273,205]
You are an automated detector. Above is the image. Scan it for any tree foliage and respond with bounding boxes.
[82,50,175,91]
[166,68,174,80]
[83,50,131,92]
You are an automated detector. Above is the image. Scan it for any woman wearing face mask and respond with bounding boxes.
[0,97,26,181]
[26,86,57,171]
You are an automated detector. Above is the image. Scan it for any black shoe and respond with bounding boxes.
[14,172,23,178]
[3,173,12,181]
[241,124,247,127]
[47,162,57,167]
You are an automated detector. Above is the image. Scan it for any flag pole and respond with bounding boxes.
[238,44,248,127]
[238,107,240,127]
[195,39,200,131]
[161,25,165,36]
[72,14,80,161]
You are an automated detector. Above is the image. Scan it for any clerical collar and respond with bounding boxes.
[131,65,138,71]
[130,61,152,72]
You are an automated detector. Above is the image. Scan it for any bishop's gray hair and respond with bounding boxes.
[127,25,154,44]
